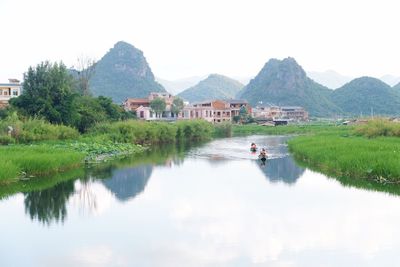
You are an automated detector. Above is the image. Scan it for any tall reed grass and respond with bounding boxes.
[0,116,79,144]
[88,119,214,144]
[355,118,400,138]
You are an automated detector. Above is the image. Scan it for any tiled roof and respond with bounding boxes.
[125,98,150,103]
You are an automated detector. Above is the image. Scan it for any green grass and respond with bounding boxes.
[288,132,400,182]
[0,145,85,183]
[88,119,215,144]
[233,124,351,136]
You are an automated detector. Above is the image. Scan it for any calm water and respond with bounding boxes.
[1,136,400,267]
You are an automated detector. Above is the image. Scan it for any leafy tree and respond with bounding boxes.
[73,96,107,132]
[239,105,248,117]
[10,61,77,125]
[150,97,166,118]
[171,97,184,117]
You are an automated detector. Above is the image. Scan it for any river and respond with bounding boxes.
[1,135,400,266]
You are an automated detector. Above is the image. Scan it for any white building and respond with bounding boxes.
[0,79,22,108]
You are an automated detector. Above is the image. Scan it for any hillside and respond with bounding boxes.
[178,74,244,103]
[90,41,165,103]
[156,76,205,95]
[237,58,341,117]
[393,82,400,90]
[332,77,400,116]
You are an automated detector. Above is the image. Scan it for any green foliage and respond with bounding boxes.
[171,97,184,116]
[89,41,165,103]
[0,115,79,143]
[232,124,348,135]
[178,74,244,103]
[149,97,166,117]
[213,122,232,137]
[0,145,85,182]
[89,119,213,144]
[11,61,77,125]
[354,119,400,138]
[289,131,400,182]
[331,77,400,116]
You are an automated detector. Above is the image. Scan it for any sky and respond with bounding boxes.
[1,0,400,82]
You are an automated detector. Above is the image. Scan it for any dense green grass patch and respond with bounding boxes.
[0,116,79,144]
[289,133,400,182]
[233,124,351,136]
[88,119,215,144]
[355,118,400,138]
[0,144,85,183]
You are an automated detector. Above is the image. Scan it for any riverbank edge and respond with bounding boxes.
[234,124,400,186]
[0,119,217,184]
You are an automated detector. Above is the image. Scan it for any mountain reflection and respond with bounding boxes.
[101,165,153,201]
[258,155,304,184]
[24,180,75,225]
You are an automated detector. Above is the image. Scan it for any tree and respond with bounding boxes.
[10,61,78,125]
[75,56,96,96]
[171,97,184,117]
[150,97,166,118]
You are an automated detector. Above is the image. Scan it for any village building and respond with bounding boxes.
[252,106,308,121]
[182,100,232,123]
[227,99,252,118]
[124,93,251,123]
[181,99,251,123]
[0,79,22,108]
[123,92,176,120]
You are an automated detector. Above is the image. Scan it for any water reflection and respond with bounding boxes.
[24,179,75,225]
[101,165,153,202]
[258,155,305,184]
[4,136,400,266]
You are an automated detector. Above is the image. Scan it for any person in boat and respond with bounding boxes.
[259,148,267,165]
[250,143,257,152]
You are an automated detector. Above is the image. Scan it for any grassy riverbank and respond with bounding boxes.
[232,123,349,136]
[288,120,400,183]
[0,119,216,183]
[0,145,85,183]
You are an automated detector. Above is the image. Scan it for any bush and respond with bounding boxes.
[0,116,79,144]
[355,119,400,138]
[214,122,232,137]
[88,119,214,144]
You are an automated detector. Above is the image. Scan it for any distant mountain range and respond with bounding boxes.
[90,41,165,103]
[156,76,205,95]
[82,40,400,116]
[237,58,400,116]
[307,70,353,89]
[177,74,244,103]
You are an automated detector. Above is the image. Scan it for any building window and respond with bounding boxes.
[12,90,18,96]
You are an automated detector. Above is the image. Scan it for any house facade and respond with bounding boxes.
[253,106,308,121]
[181,99,251,123]
[0,79,21,108]
[123,92,176,120]
[181,100,232,123]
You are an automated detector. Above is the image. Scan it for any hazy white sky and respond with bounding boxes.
[1,0,399,82]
